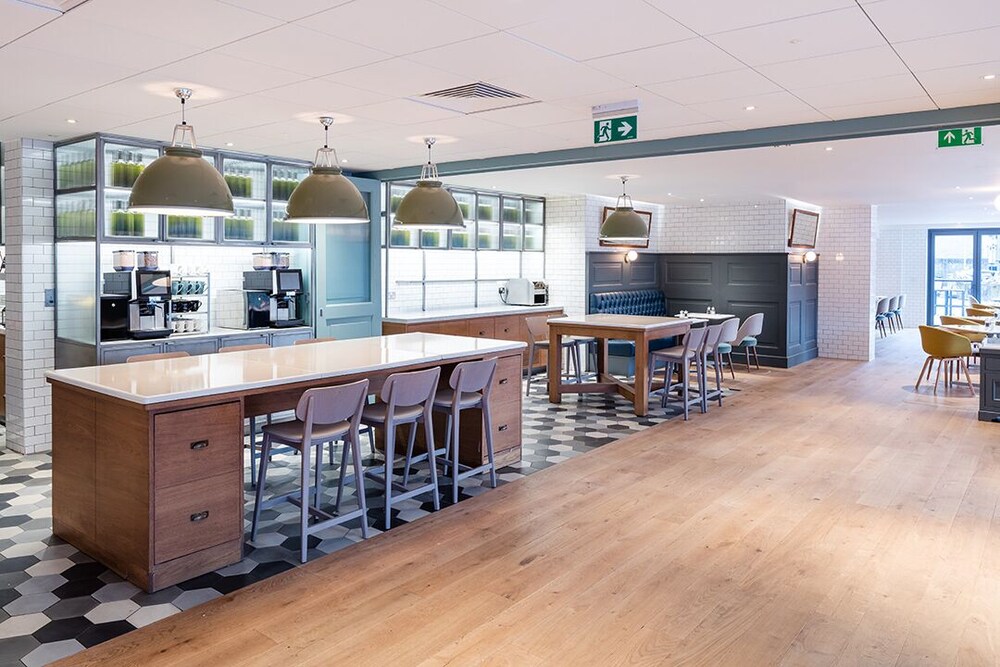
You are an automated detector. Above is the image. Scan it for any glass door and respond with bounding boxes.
[980,233,1000,304]
[927,229,1000,323]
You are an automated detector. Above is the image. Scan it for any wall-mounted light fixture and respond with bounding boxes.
[624,250,639,263]
[804,250,817,263]
[835,252,844,262]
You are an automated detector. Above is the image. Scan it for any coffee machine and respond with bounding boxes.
[242,268,304,328]
[103,269,172,339]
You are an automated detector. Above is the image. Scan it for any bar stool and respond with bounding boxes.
[710,317,740,381]
[249,378,371,563]
[423,358,499,505]
[362,367,441,530]
[524,315,592,396]
[698,322,726,411]
[125,351,190,363]
[294,337,337,345]
[649,326,708,420]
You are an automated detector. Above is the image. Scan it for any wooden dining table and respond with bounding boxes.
[546,314,694,417]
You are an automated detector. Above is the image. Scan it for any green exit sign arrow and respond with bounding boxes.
[938,127,982,148]
[594,115,638,144]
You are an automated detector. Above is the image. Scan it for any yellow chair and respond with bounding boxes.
[966,307,995,318]
[940,315,980,325]
[916,325,975,394]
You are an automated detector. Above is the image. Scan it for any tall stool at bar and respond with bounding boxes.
[426,358,498,505]
[361,367,442,530]
[711,317,740,381]
[524,315,592,396]
[699,322,726,411]
[648,326,708,420]
[249,378,371,563]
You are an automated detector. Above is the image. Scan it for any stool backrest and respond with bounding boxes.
[875,298,889,315]
[681,325,708,356]
[381,366,441,408]
[887,295,898,311]
[449,358,497,401]
[716,318,739,351]
[702,323,724,357]
[897,294,906,309]
[126,351,190,363]
[524,315,550,343]
[294,337,337,345]
[219,343,269,353]
[297,378,369,434]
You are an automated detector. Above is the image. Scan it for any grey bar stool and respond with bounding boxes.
[649,326,708,420]
[219,343,271,487]
[250,378,371,563]
[524,314,592,396]
[422,358,499,505]
[125,350,189,363]
[698,322,725,411]
[707,318,739,399]
[362,367,441,530]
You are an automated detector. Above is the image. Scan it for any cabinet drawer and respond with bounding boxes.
[492,354,523,402]
[493,316,520,340]
[154,473,242,564]
[467,318,495,338]
[101,343,162,365]
[164,339,219,357]
[437,320,470,336]
[488,398,521,453]
[153,403,241,489]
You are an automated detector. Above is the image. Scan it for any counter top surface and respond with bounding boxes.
[100,326,313,347]
[383,304,563,324]
[47,333,526,405]
[549,314,697,331]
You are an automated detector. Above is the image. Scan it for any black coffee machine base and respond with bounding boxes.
[130,329,173,340]
[270,320,305,328]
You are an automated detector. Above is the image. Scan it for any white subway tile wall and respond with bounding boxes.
[659,199,788,253]
[4,139,55,454]
[875,224,930,328]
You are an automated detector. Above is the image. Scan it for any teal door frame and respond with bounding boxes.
[313,175,382,339]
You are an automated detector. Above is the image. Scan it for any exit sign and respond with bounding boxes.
[594,115,637,144]
[938,127,982,148]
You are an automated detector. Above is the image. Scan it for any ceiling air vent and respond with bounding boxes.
[410,82,536,115]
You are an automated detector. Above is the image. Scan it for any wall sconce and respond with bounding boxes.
[803,250,817,263]
[624,250,639,263]
[835,252,844,262]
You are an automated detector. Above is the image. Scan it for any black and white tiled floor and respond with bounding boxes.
[0,387,688,665]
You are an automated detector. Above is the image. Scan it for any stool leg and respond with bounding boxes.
[753,346,761,370]
[726,352,736,380]
[403,422,418,485]
[249,416,258,489]
[384,423,395,531]
[349,429,370,539]
[483,402,497,488]
[573,344,583,384]
[250,435,272,541]
[336,436,350,514]
[714,355,724,407]
[682,360,690,420]
[699,356,708,414]
[314,442,323,510]
[450,408,461,505]
[299,440,311,563]
[424,415,441,512]
[526,342,535,396]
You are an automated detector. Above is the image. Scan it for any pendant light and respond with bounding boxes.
[285,117,368,224]
[599,176,649,246]
[128,88,234,218]
[393,137,464,229]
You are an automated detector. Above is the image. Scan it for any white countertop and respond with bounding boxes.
[47,333,526,405]
[101,326,313,347]
[383,304,562,324]
[549,314,696,331]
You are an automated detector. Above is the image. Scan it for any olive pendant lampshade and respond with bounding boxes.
[599,176,649,246]
[393,137,464,229]
[128,88,234,218]
[285,117,368,224]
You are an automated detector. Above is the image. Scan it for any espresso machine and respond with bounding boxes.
[103,269,173,339]
[242,268,304,328]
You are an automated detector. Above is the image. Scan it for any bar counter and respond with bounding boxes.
[45,333,526,592]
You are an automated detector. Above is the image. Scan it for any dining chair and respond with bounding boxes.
[710,317,741,381]
[294,337,338,345]
[874,298,891,338]
[892,294,906,330]
[125,351,190,363]
[250,378,371,563]
[915,325,975,395]
[967,307,995,318]
[649,326,709,420]
[524,315,592,396]
[939,316,986,367]
[361,367,442,530]
[730,313,764,371]
[885,296,899,333]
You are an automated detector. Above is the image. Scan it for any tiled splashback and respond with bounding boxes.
[98,245,312,330]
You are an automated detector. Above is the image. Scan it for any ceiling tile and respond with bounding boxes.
[383,114,513,145]
[0,1,61,48]
[476,102,591,129]
[427,0,574,30]
[138,52,309,100]
[217,24,390,78]
[214,0,352,21]
[646,0,855,35]
[894,26,1000,72]
[70,0,282,48]
[688,90,822,122]
[303,0,495,57]
[791,73,929,108]
[819,95,938,120]
[324,58,469,98]
[0,102,133,143]
[510,0,694,61]
[60,79,183,124]
[724,108,830,130]
[915,61,1000,97]
[170,94,310,135]
[757,46,909,89]
[933,89,1000,110]
[862,0,1000,43]
[588,38,744,86]
[256,78,391,113]
[645,69,782,105]
[707,7,887,66]
[348,98,462,125]
[547,87,715,129]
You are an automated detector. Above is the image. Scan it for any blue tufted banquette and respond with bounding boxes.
[588,290,675,367]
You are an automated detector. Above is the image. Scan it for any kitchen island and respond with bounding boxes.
[46,333,526,592]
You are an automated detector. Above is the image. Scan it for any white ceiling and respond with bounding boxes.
[0,0,996,173]
[445,128,1000,226]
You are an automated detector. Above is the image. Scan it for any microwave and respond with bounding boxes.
[503,278,549,306]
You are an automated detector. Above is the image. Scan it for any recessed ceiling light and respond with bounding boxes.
[968,196,974,200]
[699,198,705,202]
[667,192,672,196]
[825,146,833,151]
[984,74,997,80]
[66,118,77,124]
[745,105,756,111]
[955,186,962,190]
[789,38,802,44]
[341,158,348,163]
[225,142,234,147]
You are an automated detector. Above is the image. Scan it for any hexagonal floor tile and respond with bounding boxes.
[21,638,84,667]
[92,581,141,603]
[3,593,58,616]
[126,603,180,628]
[25,558,73,577]
[0,613,50,640]
[15,574,66,596]
[173,589,222,611]
[84,600,139,625]
[44,596,99,621]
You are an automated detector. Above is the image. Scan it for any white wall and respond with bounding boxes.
[875,225,926,327]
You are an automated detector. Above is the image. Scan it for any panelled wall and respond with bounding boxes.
[586,252,819,367]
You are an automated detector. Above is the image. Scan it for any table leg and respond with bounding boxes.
[633,333,649,417]
[596,338,608,379]
[548,329,563,404]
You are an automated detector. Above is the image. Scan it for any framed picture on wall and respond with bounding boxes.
[788,208,820,248]
[598,206,651,248]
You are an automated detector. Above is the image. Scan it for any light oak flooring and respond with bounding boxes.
[57,331,1000,666]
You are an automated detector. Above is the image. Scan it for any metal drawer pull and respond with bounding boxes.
[190,440,209,450]
[499,378,509,385]
[190,511,210,522]
[498,424,508,432]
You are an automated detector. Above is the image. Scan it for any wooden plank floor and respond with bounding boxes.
[57,331,1000,666]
